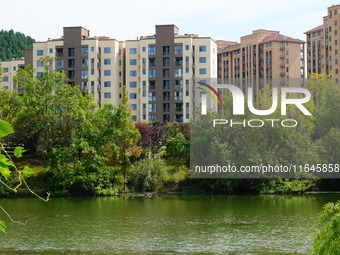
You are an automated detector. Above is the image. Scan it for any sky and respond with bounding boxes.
[1,0,338,42]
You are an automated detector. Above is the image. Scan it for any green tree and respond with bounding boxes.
[312,201,340,255]
[107,86,141,192]
[0,29,35,61]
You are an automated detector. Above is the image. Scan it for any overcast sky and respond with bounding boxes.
[1,0,337,42]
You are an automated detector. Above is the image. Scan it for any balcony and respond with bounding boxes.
[280,72,285,76]
[280,46,285,50]
[280,63,285,68]
[280,55,285,59]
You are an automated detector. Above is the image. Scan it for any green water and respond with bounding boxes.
[0,194,339,255]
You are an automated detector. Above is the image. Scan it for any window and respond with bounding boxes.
[148,46,156,55]
[163,92,170,100]
[142,47,146,52]
[68,48,75,57]
[81,47,88,56]
[130,48,137,54]
[163,46,170,55]
[163,80,170,89]
[37,50,44,56]
[104,70,111,76]
[82,58,88,68]
[149,115,156,121]
[130,82,137,88]
[185,45,189,50]
[148,69,156,78]
[199,45,206,52]
[130,59,137,65]
[68,59,75,68]
[163,57,170,66]
[68,70,75,79]
[104,92,111,99]
[91,47,95,52]
[104,59,111,65]
[149,92,156,101]
[130,93,137,99]
[335,20,338,26]
[175,80,183,89]
[174,68,182,77]
[3,68,8,73]
[336,49,338,55]
[199,68,207,75]
[174,45,183,54]
[163,69,170,78]
[3,76,8,82]
[132,115,137,121]
[104,81,111,87]
[199,57,206,63]
[130,70,137,77]
[104,47,111,53]
[174,91,183,100]
[13,66,16,71]
[149,104,156,112]
[163,103,170,112]
[37,72,43,77]
[131,104,137,110]
[81,70,88,79]
[37,61,44,67]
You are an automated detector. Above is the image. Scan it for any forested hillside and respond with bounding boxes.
[0,29,35,61]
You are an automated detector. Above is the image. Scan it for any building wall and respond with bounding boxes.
[125,25,217,123]
[305,5,340,82]
[0,59,25,91]
[218,29,305,97]
[29,27,124,106]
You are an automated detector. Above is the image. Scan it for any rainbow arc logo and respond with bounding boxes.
[197,82,223,106]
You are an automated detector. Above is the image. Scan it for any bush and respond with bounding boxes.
[312,201,340,255]
[131,158,166,192]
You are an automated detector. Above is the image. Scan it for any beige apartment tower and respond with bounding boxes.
[23,27,125,106]
[218,29,305,97]
[305,5,340,82]
[125,25,217,123]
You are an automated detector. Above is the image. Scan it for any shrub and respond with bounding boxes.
[131,158,166,192]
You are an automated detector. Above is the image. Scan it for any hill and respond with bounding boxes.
[0,29,35,61]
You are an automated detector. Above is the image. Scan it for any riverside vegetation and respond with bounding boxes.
[0,61,339,197]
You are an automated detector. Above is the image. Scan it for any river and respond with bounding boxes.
[0,193,339,254]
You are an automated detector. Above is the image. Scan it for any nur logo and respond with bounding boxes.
[199,83,312,116]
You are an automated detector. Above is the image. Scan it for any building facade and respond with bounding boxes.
[0,58,25,90]
[125,24,217,123]
[218,29,305,98]
[305,5,340,82]
[23,27,125,106]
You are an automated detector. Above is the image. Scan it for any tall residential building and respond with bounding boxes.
[0,58,25,90]
[125,24,217,123]
[305,5,340,82]
[218,29,305,97]
[24,27,125,106]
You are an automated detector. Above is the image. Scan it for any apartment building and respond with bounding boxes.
[305,5,340,82]
[125,24,217,123]
[218,29,305,97]
[0,58,25,90]
[23,27,125,106]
